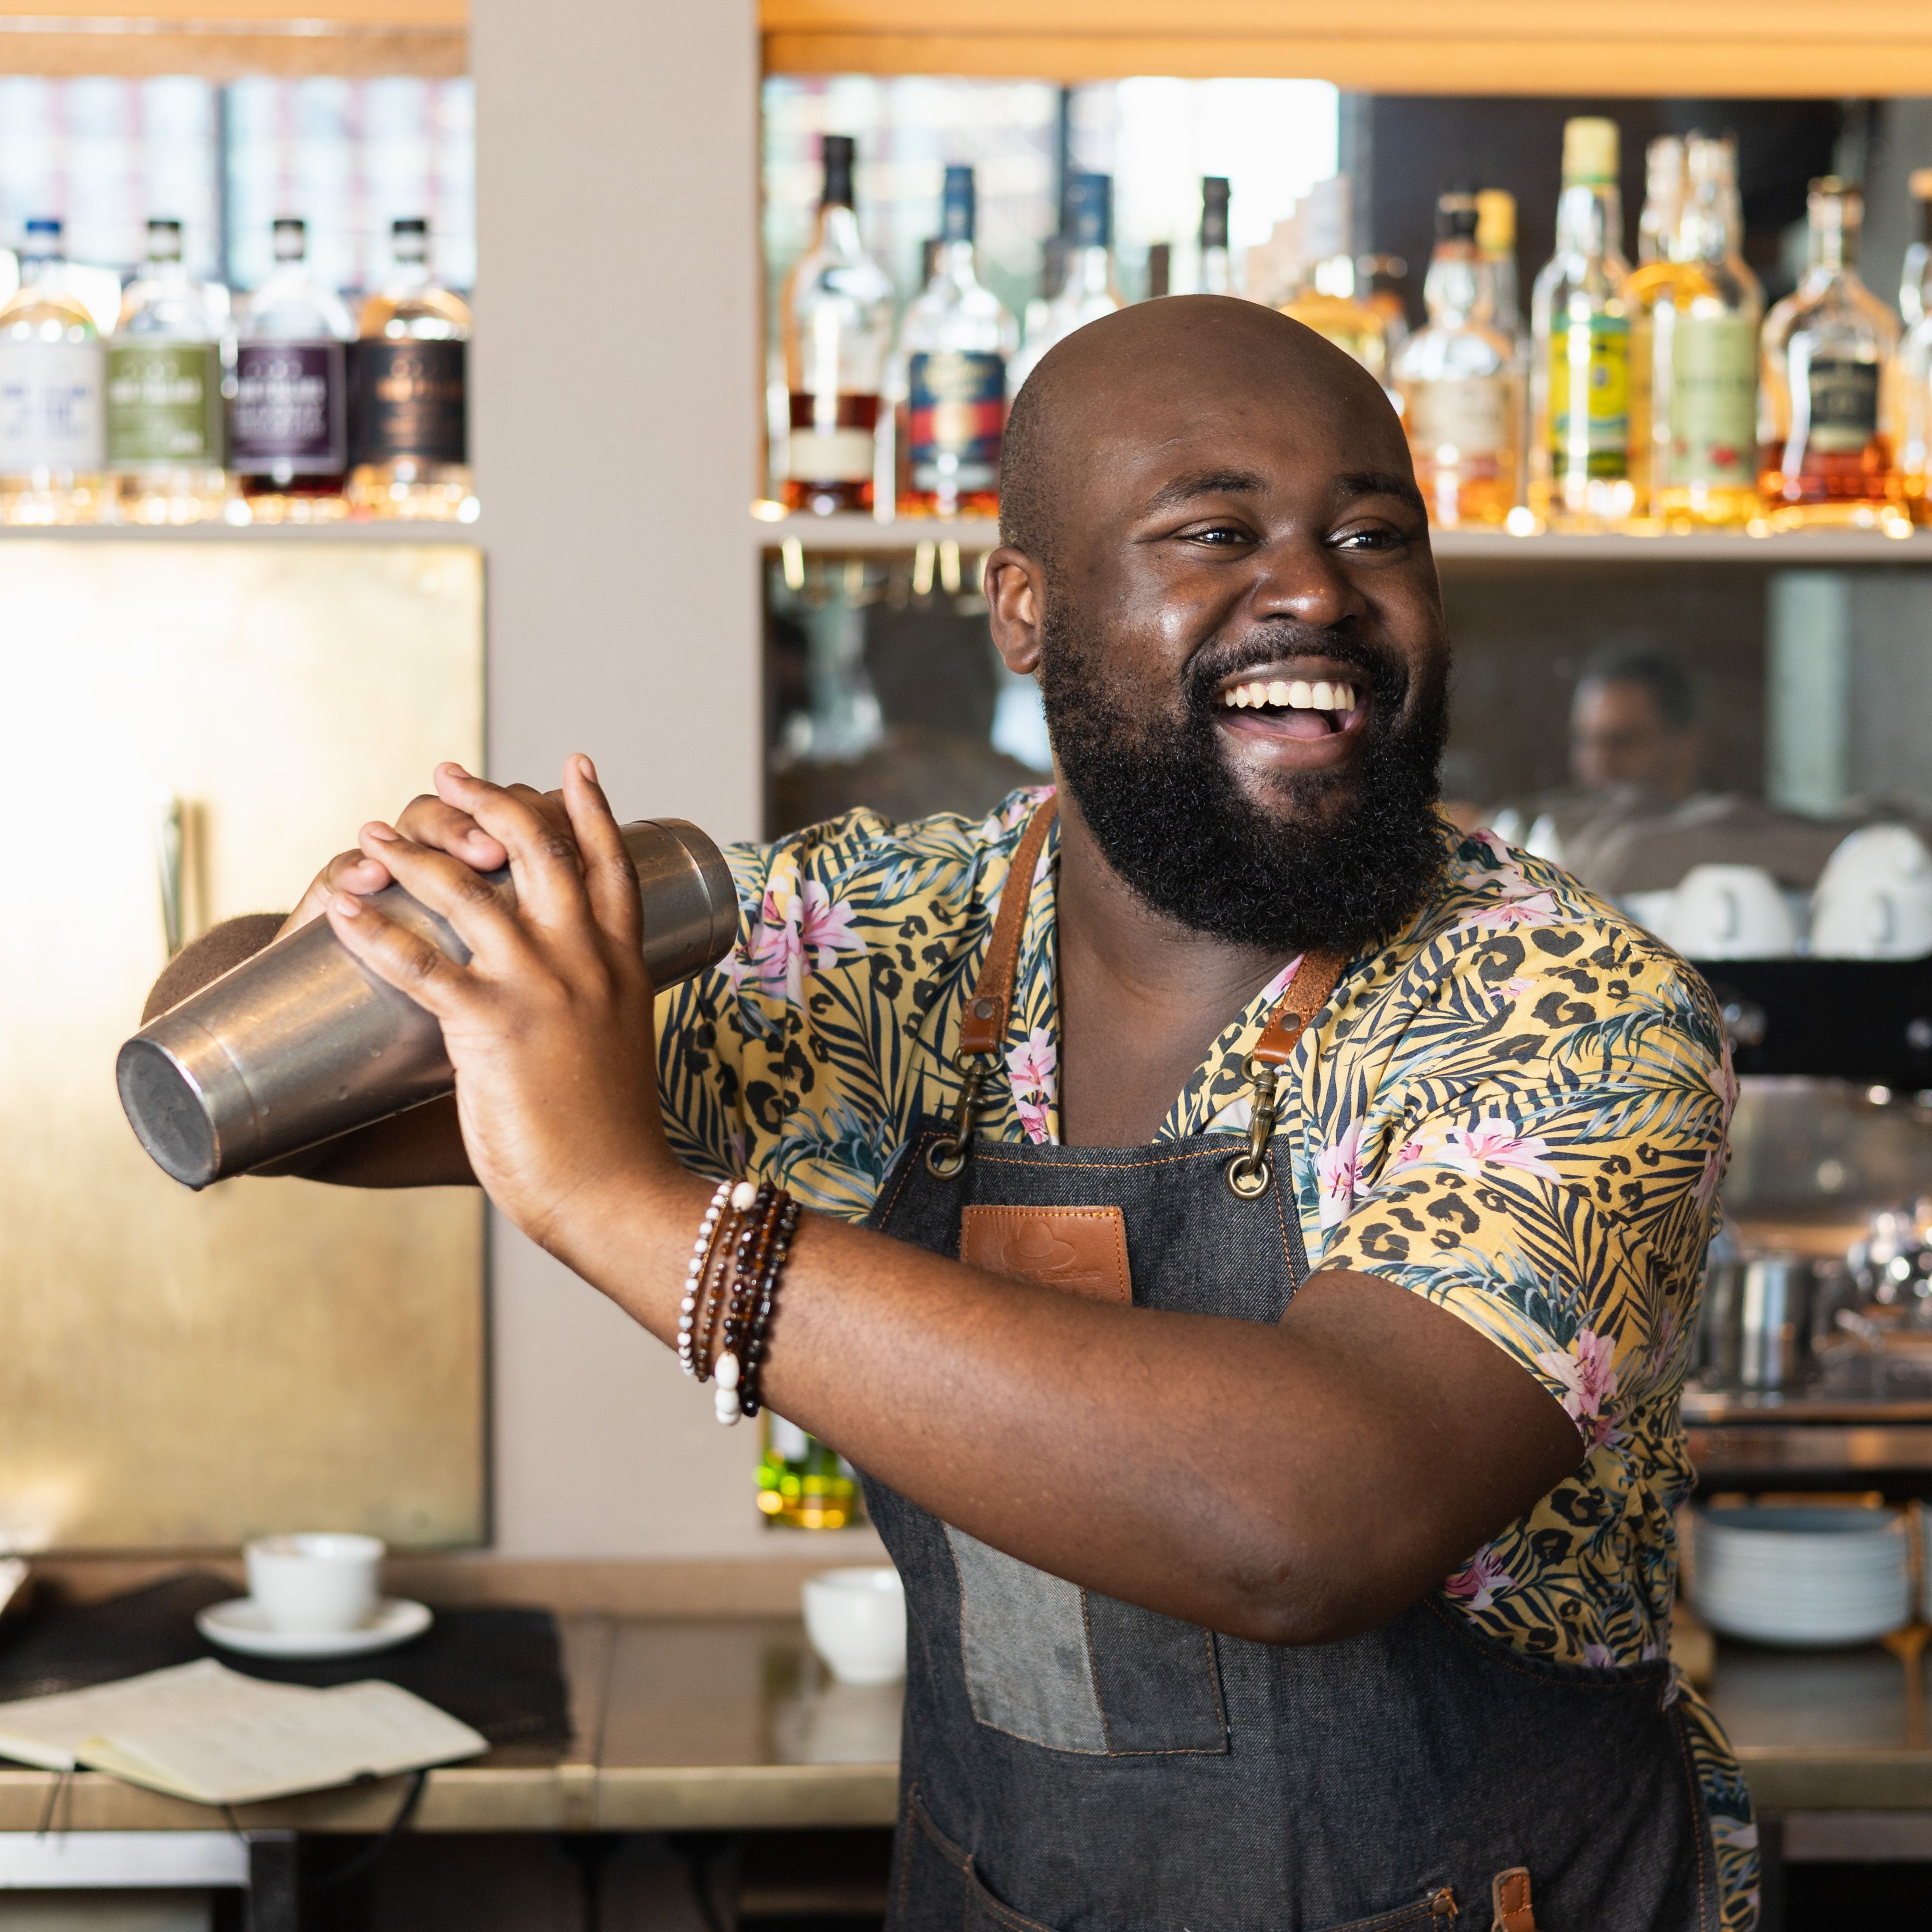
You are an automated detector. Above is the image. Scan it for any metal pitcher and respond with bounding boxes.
[118,818,738,1190]
[1701,1250,1838,1392]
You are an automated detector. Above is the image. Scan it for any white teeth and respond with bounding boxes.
[1218,676,1360,712]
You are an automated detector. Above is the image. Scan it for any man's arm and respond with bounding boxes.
[321,760,1589,1647]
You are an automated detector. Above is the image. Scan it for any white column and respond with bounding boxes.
[1765,570,1852,819]
[470,0,860,1558]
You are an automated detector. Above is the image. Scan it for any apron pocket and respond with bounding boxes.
[1313,1886,1460,1931]
[899,1788,1061,1932]
[946,1525,1227,1755]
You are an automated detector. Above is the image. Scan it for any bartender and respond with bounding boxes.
[161,300,1749,1931]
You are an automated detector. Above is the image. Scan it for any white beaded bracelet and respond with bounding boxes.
[677,1181,732,1376]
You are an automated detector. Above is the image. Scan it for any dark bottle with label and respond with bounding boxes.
[892,165,1016,519]
[1758,177,1902,529]
[347,218,472,521]
[229,217,354,521]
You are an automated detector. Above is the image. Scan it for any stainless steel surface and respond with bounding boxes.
[1703,1251,1838,1391]
[119,820,739,1189]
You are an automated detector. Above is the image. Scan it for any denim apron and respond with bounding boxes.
[857,802,1718,1932]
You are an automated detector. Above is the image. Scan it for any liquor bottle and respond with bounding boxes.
[1530,118,1634,528]
[1278,176,1387,378]
[1901,169,1932,329]
[1391,193,1519,528]
[0,217,105,526]
[892,165,1015,520]
[1759,178,1902,530]
[1476,190,1522,340]
[757,1413,865,1530]
[228,217,354,521]
[1649,137,1763,529]
[1198,176,1235,295]
[1008,173,1122,396]
[1622,137,1686,516]
[780,134,892,516]
[105,217,228,525]
[346,218,472,520]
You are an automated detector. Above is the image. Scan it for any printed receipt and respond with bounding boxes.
[0,1658,485,1803]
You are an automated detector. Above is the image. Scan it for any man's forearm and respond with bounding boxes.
[140,915,477,1188]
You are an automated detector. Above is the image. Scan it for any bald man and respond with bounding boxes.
[156,301,1749,1931]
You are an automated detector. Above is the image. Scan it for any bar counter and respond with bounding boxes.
[3,1563,1931,1835]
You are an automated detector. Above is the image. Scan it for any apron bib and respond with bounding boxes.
[854,801,1718,1932]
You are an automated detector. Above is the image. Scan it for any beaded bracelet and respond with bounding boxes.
[713,1183,778,1427]
[677,1182,732,1377]
[739,1197,801,1420]
[692,1180,756,1383]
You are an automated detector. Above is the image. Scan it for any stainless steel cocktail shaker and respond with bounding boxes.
[118,818,738,1189]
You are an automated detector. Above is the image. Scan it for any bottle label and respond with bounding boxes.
[229,340,347,474]
[1548,314,1630,478]
[1803,354,1880,454]
[0,339,105,470]
[352,339,467,465]
[785,391,878,484]
[105,342,222,467]
[1666,314,1756,484]
[908,350,1005,492]
[1406,376,1511,463]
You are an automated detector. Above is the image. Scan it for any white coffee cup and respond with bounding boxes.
[1620,889,1680,941]
[1817,824,1932,899]
[1812,876,1932,959]
[245,1532,385,1634]
[802,1566,906,1687]
[1669,864,1798,959]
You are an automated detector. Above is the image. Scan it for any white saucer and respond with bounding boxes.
[196,1596,432,1659]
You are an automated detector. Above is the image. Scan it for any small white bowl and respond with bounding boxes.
[244,1532,386,1634]
[802,1566,906,1686]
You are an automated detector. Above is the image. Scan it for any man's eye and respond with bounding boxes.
[1333,524,1409,552]
[1183,523,1250,545]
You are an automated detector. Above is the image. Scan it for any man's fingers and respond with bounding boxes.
[359,824,531,965]
[394,791,508,872]
[278,847,393,938]
[561,753,644,953]
[325,889,481,1021]
[430,763,592,931]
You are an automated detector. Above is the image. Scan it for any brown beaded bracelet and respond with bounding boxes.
[739,1197,801,1419]
[712,1184,794,1427]
[690,1181,754,1384]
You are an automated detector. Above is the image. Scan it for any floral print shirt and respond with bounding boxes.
[657,789,1754,1930]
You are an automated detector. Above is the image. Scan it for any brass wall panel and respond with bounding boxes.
[0,541,484,1552]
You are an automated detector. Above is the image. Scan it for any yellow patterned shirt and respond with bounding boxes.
[657,790,1754,1930]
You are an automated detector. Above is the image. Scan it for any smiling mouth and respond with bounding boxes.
[1216,673,1363,741]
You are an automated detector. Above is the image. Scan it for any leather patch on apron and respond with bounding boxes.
[959,1205,1131,1305]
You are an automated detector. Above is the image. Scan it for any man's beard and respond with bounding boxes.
[1038,602,1450,959]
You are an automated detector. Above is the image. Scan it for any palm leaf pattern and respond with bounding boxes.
[656,797,1754,1929]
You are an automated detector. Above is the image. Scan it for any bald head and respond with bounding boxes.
[1000,296,1408,568]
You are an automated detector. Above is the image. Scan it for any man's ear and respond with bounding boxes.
[985,546,1044,676]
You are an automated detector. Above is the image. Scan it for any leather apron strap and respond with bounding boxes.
[926,792,1349,1190]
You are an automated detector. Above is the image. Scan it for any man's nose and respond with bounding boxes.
[1247,538,1364,628]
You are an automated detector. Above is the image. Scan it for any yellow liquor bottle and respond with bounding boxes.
[1648,136,1763,529]
[1278,176,1387,379]
[1529,118,1634,529]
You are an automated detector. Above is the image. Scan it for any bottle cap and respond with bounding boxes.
[146,217,184,261]
[392,216,429,261]
[1200,175,1230,251]
[940,164,975,246]
[1435,190,1479,242]
[272,216,306,260]
[822,133,856,210]
[1475,189,1515,251]
[1068,172,1111,250]
[1562,117,1620,186]
[1912,168,1932,201]
[22,216,61,257]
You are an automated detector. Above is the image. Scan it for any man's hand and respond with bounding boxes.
[279,765,560,939]
[321,756,673,1253]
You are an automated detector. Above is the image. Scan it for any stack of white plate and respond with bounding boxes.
[1690,1506,1911,1647]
